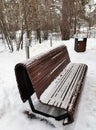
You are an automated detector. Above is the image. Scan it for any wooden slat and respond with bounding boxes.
[29,51,64,76]
[31,53,67,83]
[40,63,74,104]
[60,64,84,109]
[48,63,74,99]
[26,45,67,69]
[55,64,80,107]
[27,47,68,79]
[68,65,87,112]
[46,64,80,107]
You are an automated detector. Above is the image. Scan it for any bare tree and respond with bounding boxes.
[0,0,13,52]
[33,0,41,43]
[0,0,91,52]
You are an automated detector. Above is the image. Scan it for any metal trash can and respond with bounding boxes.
[74,37,87,52]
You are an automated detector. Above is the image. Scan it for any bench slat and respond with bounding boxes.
[49,63,74,100]
[61,64,85,109]
[68,65,87,112]
[54,64,80,107]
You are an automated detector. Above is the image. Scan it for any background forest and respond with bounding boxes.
[0,0,96,52]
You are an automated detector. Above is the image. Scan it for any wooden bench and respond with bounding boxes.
[15,45,88,125]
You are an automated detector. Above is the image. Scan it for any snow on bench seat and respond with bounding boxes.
[40,63,87,111]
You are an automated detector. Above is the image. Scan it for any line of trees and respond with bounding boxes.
[0,0,91,51]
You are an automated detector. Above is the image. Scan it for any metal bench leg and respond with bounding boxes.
[28,97,73,124]
[28,97,58,119]
[63,112,74,125]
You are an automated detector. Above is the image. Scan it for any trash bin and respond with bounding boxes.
[74,37,87,52]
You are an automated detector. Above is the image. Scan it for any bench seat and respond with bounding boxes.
[40,63,87,112]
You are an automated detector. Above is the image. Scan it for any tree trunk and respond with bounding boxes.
[36,28,41,43]
[61,0,71,40]
[74,0,78,34]
[60,24,70,40]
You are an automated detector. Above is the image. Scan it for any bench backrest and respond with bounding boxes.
[15,45,70,102]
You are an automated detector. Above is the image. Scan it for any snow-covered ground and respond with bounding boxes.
[0,38,96,130]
